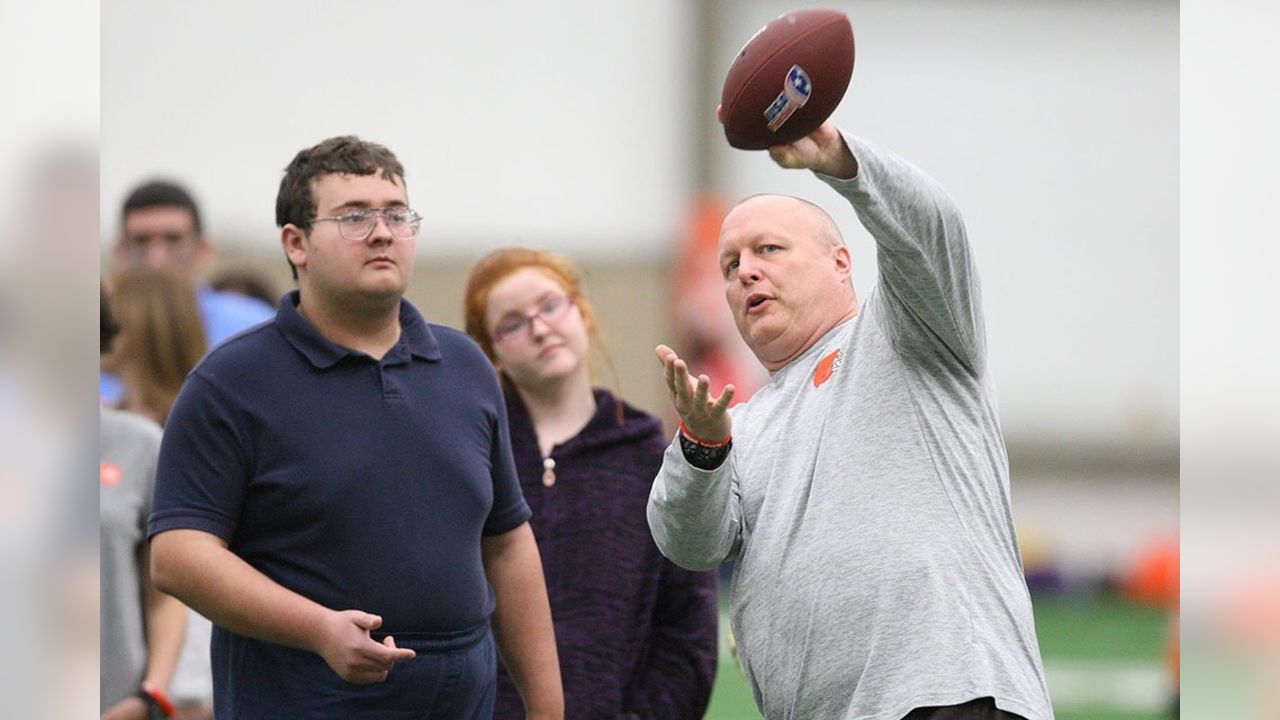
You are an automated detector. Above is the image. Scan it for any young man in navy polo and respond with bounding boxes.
[149,136,564,719]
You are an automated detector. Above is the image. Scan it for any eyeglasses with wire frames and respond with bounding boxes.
[312,207,423,242]
[490,294,576,343]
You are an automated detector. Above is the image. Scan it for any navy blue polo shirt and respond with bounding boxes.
[149,289,530,633]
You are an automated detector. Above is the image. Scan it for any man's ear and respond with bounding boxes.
[831,244,852,279]
[281,225,308,272]
[192,236,216,274]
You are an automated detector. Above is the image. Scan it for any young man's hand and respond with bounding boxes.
[313,610,416,684]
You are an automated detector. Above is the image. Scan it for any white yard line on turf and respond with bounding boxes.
[1044,659,1171,713]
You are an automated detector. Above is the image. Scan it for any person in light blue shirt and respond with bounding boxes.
[101,180,274,405]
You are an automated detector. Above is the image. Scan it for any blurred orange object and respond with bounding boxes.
[1119,533,1179,607]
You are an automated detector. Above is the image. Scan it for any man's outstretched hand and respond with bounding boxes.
[656,344,734,443]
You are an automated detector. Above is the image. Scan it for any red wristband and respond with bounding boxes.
[679,420,731,448]
[138,680,176,718]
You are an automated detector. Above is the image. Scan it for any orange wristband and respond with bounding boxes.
[679,420,731,448]
[138,680,176,718]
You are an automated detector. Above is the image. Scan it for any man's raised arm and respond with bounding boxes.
[775,121,987,373]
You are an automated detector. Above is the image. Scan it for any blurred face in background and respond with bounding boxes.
[485,267,590,393]
[115,206,211,281]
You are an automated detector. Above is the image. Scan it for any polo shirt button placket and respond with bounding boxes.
[375,362,395,400]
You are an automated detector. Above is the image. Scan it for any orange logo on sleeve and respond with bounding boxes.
[100,462,122,487]
[813,349,842,388]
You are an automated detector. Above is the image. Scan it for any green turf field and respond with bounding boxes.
[702,592,1174,720]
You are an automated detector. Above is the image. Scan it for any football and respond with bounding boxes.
[720,8,855,150]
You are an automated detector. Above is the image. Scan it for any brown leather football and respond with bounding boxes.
[720,8,855,150]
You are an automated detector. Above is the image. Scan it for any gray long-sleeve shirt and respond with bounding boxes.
[647,134,1054,720]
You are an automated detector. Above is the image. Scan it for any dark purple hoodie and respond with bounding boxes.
[492,389,719,720]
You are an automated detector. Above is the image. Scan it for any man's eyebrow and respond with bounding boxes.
[129,230,189,240]
[329,199,409,212]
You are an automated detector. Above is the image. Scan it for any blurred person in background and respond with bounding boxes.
[102,266,216,718]
[464,248,719,720]
[104,182,272,718]
[148,136,562,719]
[100,284,188,720]
[211,266,281,309]
[102,268,206,426]
[670,197,767,410]
[102,179,274,406]
[648,117,1054,719]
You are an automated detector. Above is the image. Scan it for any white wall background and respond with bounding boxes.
[0,0,98,218]
[101,0,1177,449]
[102,0,698,254]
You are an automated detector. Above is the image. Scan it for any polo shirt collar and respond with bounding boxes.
[397,297,443,362]
[277,290,442,369]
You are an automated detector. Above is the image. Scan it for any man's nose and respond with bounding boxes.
[146,242,172,269]
[367,215,395,244]
[737,256,762,283]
